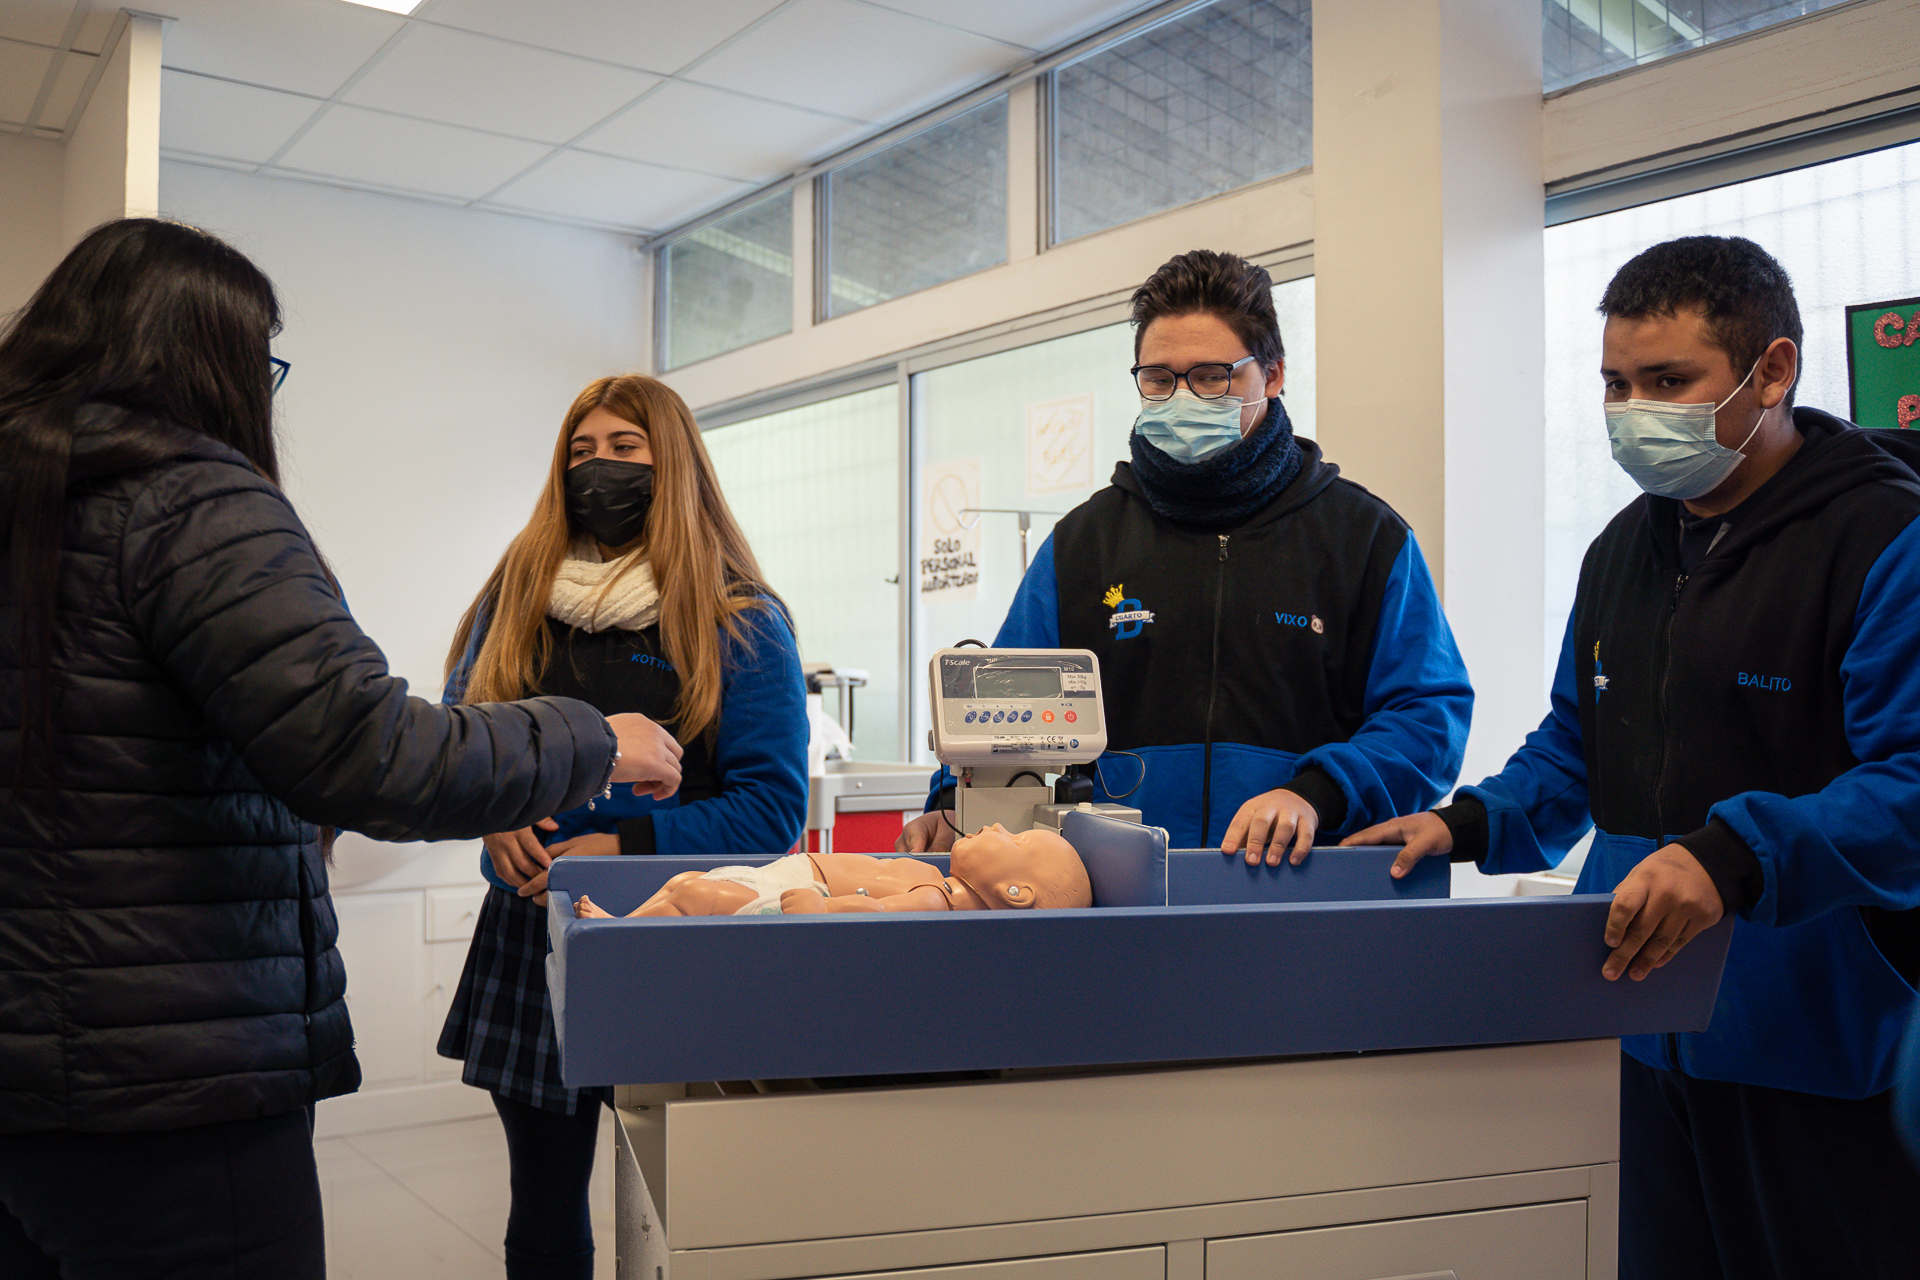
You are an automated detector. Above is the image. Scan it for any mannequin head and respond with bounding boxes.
[949,824,1092,910]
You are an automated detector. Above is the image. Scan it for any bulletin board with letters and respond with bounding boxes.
[1846,296,1920,430]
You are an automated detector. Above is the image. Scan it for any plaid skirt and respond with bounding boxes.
[437,884,611,1115]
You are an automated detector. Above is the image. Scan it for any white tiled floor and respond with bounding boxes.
[316,1110,616,1278]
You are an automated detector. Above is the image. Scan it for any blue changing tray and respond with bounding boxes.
[543,838,1732,1087]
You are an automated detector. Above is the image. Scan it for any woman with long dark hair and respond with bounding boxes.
[0,219,679,1279]
[437,373,807,1280]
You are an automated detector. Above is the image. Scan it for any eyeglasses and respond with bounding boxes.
[1130,354,1257,401]
[269,357,290,394]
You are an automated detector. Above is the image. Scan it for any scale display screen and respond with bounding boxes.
[973,667,1061,699]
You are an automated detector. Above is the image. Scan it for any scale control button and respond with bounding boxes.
[1021,711,1032,723]
[965,711,976,724]
[993,711,1005,723]
[1042,711,1054,723]
[1064,710,1078,723]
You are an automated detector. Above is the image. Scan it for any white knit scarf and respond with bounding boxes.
[547,545,660,633]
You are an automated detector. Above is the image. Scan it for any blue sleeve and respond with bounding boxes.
[441,607,484,706]
[923,535,1064,809]
[650,605,809,858]
[1707,516,1920,925]
[1459,606,1594,874]
[1291,534,1472,834]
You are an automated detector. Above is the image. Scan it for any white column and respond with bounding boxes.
[790,179,816,337]
[62,13,163,247]
[1314,0,1546,790]
[1006,80,1040,264]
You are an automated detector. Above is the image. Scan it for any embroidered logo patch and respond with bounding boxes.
[1104,583,1155,639]
[1592,641,1608,695]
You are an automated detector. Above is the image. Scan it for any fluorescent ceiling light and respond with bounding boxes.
[341,0,427,14]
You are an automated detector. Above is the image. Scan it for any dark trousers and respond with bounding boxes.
[1620,1051,1920,1279]
[492,1092,605,1280]
[0,1109,324,1280]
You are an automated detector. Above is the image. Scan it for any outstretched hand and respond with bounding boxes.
[607,712,684,800]
[1340,811,1453,879]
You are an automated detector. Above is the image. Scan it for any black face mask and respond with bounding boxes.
[565,458,654,548]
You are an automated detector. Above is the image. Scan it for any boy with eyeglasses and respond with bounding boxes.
[901,248,1472,867]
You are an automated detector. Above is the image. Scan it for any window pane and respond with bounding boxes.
[1543,140,1920,690]
[702,387,902,760]
[825,99,1008,318]
[1051,0,1312,245]
[909,278,1314,759]
[1544,0,1857,94]
[661,192,792,370]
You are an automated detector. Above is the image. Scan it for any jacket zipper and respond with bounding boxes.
[1199,534,1230,846]
[1655,570,1687,1074]
[1652,571,1686,838]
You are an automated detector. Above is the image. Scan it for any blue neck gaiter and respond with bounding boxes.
[1128,397,1303,528]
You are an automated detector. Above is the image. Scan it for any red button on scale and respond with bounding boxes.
[1041,711,1054,723]
[1064,710,1077,723]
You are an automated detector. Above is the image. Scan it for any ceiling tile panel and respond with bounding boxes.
[427,0,785,76]
[157,0,405,99]
[341,24,659,144]
[486,149,752,230]
[161,70,323,163]
[578,80,866,183]
[0,39,55,125]
[688,0,1018,125]
[0,1,83,50]
[275,103,553,200]
[74,5,115,55]
[867,0,1152,52]
[41,44,96,128]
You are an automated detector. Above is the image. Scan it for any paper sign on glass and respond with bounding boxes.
[1026,393,1095,496]
[920,458,980,602]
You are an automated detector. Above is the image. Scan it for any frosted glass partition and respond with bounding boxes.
[824,98,1008,318]
[1051,0,1311,244]
[1543,0,1855,94]
[1542,139,1920,686]
[909,277,1316,760]
[701,387,903,761]
[661,191,793,371]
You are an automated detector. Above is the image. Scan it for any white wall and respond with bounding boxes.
[0,133,64,317]
[160,162,647,698]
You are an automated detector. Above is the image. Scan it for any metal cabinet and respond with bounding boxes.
[1208,1202,1589,1280]
[610,1039,1621,1280]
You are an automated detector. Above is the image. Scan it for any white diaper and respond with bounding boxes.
[707,852,830,916]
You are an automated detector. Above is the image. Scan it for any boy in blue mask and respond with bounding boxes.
[1349,235,1920,1278]
[900,249,1472,871]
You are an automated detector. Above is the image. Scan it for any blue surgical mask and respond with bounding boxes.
[1133,389,1246,462]
[1603,359,1766,500]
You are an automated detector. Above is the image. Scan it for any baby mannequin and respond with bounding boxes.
[573,822,1091,918]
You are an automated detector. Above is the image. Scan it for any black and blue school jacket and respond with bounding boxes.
[1454,409,1920,1099]
[927,441,1473,848]
[446,600,807,889]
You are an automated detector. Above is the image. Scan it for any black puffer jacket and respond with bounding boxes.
[0,418,617,1133]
